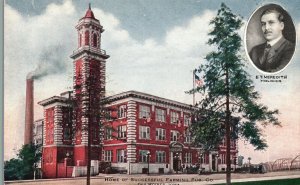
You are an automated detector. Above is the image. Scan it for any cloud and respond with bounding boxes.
[4,0,77,160]
[165,10,215,55]
[4,1,216,160]
[4,0,300,164]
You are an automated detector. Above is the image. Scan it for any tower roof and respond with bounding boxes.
[83,3,96,19]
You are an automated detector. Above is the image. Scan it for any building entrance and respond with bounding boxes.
[212,154,216,171]
[169,142,184,173]
[173,154,181,173]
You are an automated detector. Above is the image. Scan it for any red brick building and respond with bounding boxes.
[37,5,238,178]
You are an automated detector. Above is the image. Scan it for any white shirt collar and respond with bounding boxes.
[267,35,283,47]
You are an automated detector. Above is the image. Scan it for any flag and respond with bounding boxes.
[194,71,203,87]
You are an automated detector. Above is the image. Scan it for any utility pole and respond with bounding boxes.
[86,75,92,185]
[225,59,231,184]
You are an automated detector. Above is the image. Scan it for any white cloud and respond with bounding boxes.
[165,10,215,55]
[4,0,300,164]
[4,1,216,160]
[4,0,77,160]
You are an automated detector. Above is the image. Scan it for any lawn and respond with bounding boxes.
[215,178,300,185]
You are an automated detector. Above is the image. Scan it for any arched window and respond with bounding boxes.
[79,33,82,47]
[92,33,97,48]
[85,31,89,45]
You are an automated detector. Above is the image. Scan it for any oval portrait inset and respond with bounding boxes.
[246,4,296,74]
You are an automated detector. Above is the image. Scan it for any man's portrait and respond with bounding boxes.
[246,4,296,73]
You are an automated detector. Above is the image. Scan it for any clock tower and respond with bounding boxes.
[70,4,109,166]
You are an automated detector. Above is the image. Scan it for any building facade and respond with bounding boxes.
[37,5,238,178]
[102,91,199,174]
[102,91,238,174]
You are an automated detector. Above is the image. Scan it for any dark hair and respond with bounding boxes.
[261,8,284,22]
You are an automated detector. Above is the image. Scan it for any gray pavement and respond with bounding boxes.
[4,170,300,185]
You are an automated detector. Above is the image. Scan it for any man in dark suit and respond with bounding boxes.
[249,8,295,73]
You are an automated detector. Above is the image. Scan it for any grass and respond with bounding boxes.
[215,178,300,185]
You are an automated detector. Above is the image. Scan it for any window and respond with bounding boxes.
[105,127,112,140]
[79,33,82,47]
[85,31,89,45]
[202,154,207,164]
[156,151,166,163]
[92,127,98,140]
[171,111,179,124]
[139,150,149,162]
[117,149,126,163]
[184,114,191,126]
[171,130,179,141]
[139,126,150,139]
[184,130,192,143]
[184,153,192,164]
[156,108,166,122]
[37,125,43,136]
[118,105,126,118]
[221,154,225,164]
[64,128,71,140]
[156,128,166,140]
[139,105,151,119]
[118,125,127,139]
[230,140,235,148]
[92,33,97,47]
[104,150,112,162]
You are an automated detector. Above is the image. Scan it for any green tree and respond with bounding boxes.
[4,144,41,180]
[190,3,280,184]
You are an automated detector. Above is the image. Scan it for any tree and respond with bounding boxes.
[4,144,41,180]
[190,3,280,185]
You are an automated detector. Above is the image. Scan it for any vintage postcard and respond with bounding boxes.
[3,0,300,184]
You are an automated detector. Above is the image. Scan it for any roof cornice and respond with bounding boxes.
[104,90,194,110]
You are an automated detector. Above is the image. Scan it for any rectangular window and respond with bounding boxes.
[184,114,191,126]
[139,105,151,119]
[139,150,149,162]
[156,151,166,163]
[184,130,192,143]
[118,125,127,139]
[203,154,207,164]
[64,127,71,140]
[170,111,179,124]
[118,105,126,118]
[221,154,225,164]
[155,108,166,122]
[230,140,235,148]
[117,149,126,163]
[105,127,112,140]
[139,126,150,139]
[37,125,43,136]
[156,128,166,141]
[185,153,192,164]
[104,150,112,162]
[170,130,179,141]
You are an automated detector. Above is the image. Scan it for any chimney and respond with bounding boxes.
[24,78,34,145]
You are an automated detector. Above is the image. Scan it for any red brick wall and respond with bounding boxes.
[42,147,57,178]
[45,107,55,145]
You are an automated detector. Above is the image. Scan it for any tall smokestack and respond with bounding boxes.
[24,77,34,145]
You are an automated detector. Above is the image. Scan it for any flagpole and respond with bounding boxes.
[193,70,195,106]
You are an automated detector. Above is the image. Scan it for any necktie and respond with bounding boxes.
[260,44,271,66]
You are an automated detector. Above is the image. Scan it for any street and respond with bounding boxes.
[4,170,300,185]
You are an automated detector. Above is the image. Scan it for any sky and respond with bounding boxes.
[4,0,300,163]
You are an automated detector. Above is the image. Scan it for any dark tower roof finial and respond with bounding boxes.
[83,2,96,19]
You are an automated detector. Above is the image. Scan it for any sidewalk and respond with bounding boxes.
[4,170,300,185]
